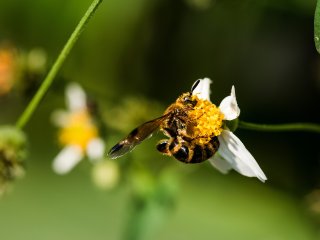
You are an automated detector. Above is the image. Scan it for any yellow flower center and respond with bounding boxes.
[189,95,224,145]
[58,111,98,150]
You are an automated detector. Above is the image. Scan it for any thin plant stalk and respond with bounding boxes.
[238,121,320,134]
[16,0,103,130]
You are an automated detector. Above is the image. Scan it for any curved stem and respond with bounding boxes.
[238,120,320,134]
[15,0,103,130]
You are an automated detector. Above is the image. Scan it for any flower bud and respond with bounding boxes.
[91,160,119,190]
[0,125,27,195]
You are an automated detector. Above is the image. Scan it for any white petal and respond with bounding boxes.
[52,145,83,174]
[219,86,240,120]
[86,138,105,162]
[208,153,232,174]
[191,78,212,101]
[217,130,267,182]
[66,82,87,112]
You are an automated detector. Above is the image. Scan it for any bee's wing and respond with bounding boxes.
[108,114,169,159]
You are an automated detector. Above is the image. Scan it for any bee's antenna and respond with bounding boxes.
[191,79,200,93]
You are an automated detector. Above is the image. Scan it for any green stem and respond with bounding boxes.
[123,196,149,240]
[238,120,320,134]
[15,0,103,130]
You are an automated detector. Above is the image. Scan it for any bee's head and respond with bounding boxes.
[181,79,202,106]
[177,80,202,107]
[178,92,197,107]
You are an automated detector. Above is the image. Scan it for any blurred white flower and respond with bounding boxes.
[52,83,105,174]
[91,160,119,190]
[192,78,267,182]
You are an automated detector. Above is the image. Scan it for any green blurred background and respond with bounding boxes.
[0,0,320,239]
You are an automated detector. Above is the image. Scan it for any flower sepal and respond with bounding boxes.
[224,118,239,132]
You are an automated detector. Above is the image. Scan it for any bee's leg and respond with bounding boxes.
[163,128,177,138]
[156,139,172,156]
[165,117,185,137]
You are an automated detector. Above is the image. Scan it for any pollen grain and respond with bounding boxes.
[189,96,224,144]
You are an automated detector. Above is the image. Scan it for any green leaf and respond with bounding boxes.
[314,0,320,53]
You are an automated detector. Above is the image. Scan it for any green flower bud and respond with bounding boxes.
[0,125,27,195]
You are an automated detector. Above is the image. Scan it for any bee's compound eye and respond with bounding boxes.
[183,95,195,105]
[182,95,197,107]
[183,96,190,102]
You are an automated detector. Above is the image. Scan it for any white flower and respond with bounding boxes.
[192,78,267,182]
[52,82,105,175]
[91,160,120,190]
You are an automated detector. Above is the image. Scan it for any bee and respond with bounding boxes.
[108,80,220,163]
